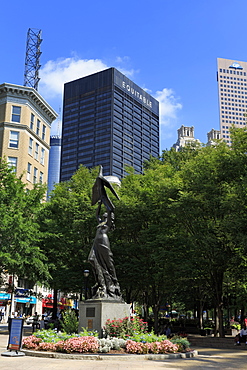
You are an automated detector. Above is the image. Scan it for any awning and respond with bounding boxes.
[0,292,36,304]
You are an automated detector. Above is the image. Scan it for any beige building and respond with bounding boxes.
[172,125,201,151]
[207,128,221,146]
[217,58,247,144]
[0,83,57,189]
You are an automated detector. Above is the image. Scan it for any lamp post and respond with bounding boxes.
[84,270,89,300]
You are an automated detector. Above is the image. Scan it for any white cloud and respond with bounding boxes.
[39,56,137,102]
[39,57,182,145]
[116,56,130,63]
[155,88,182,126]
[39,57,109,99]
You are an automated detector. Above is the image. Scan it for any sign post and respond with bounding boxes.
[1,318,25,357]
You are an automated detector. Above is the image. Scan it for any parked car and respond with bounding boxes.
[26,315,35,325]
[26,314,40,326]
[26,313,54,329]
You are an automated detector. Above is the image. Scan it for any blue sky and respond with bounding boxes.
[1,0,247,151]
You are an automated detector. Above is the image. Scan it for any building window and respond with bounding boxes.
[8,157,17,172]
[39,171,43,184]
[36,119,40,136]
[9,131,19,148]
[42,125,46,141]
[30,113,35,130]
[11,106,21,123]
[35,143,39,160]
[28,138,33,155]
[40,148,45,165]
[27,163,32,181]
[33,167,37,184]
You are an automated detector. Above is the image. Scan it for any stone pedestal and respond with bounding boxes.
[79,299,130,337]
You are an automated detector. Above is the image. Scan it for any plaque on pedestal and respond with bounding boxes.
[79,300,130,337]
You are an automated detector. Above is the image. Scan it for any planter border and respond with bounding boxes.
[21,348,198,361]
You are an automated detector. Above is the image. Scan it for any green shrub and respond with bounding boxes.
[104,316,147,338]
[26,329,190,354]
[34,328,74,343]
[60,309,78,334]
[79,327,98,337]
[129,331,167,343]
[170,336,190,351]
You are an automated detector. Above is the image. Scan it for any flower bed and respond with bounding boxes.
[126,339,178,354]
[22,329,191,354]
[22,335,99,353]
[104,316,148,338]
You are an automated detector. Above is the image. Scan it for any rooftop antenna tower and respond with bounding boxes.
[24,28,42,91]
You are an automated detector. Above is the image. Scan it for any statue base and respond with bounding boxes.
[79,299,130,337]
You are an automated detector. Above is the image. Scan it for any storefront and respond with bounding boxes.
[42,295,75,315]
[0,290,37,322]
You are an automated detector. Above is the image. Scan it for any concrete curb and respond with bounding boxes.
[21,349,198,361]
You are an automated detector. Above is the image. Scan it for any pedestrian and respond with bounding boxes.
[235,324,247,345]
[32,312,39,333]
[39,315,45,330]
[7,315,11,332]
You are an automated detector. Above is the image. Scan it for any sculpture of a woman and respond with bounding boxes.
[88,167,122,300]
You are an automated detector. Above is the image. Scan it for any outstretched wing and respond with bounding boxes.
[91,166,120,209]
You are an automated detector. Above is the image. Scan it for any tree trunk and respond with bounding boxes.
[125,287,132,304]
[214,273,224,337]
[142,291,149,322]
[152,303,160,334]
[151,286,160,334]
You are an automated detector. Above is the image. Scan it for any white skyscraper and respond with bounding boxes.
[217,58,247,144]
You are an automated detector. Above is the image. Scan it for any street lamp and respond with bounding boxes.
[83,270,89,300]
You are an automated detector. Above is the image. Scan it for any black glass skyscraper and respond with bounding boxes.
[60,68,159,181]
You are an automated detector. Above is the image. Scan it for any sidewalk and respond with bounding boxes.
[0,332,195,369]
[188,334,246,349]
[2,330,247,369]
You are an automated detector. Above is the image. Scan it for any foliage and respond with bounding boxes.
[104,316,148,338]
[128,331,167,343]
[127,331,190,352]
[60,309,78,334]
[33,129,247,338]
[202,320,215,329]
[0,158,49,282]
[112,163,184,332]
[79,327,98,337]
[22,335,41,349]
[34,328,96,343]
[169,336,190,351]
[61,336,99,353]
[98,337,126,353]
[23,334,99,353]
[23,329,189,354]
[34,328,73,343]
[125,339,179,354]
[38,165,97,293]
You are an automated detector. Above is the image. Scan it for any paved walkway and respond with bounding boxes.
[2,327,247,369]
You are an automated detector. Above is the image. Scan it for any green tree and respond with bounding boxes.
[38,166,97,298]
[0,159,49,283]
[112,163,184,332]
[171,139,247,336]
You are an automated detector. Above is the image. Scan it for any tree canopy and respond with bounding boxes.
[33,128,247,336]
[38,165,98,293]
[0,159,49,283]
